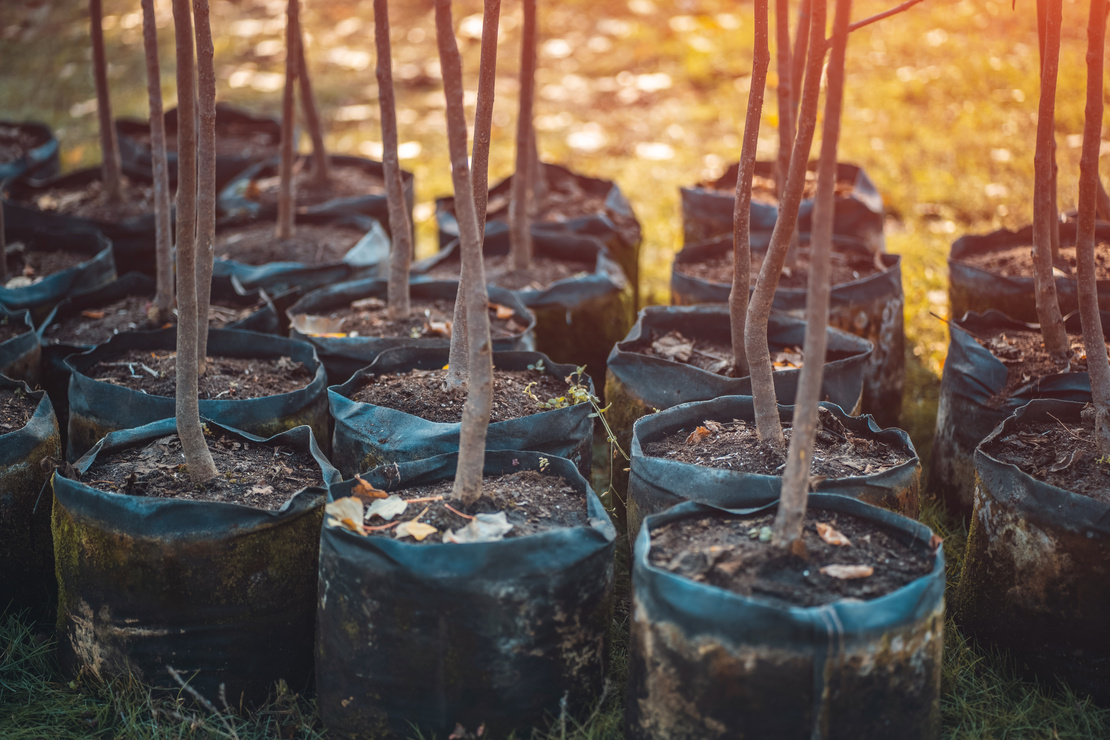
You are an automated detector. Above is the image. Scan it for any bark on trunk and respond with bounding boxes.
[298,22,330,188]
[744,0,828,450]
[276,0,300,241]
[774,0,794,200]
[193,0,216,374]
[172,0,218,483]
[141,0,174,323]
[1031,0,1070,360]
[376,0,414,321]
[437,0,494,505]
[1036,0,1061,262]
[508,0,537,271]
[730,0,770,378]
[1077,0,1110,454]
[789,0,811,144]
[90,0,124,204]
[774,0,852,556]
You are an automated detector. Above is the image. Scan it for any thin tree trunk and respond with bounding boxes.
[774,0,793,200]
[1077,0,1110,454]
[90,0,123,204]
[1036,0,1061,262]
[276,0,300,241]
[730,0,770,378]
[789,0,811,144]
[508,0,537,271]
[193,0,216,374]
[447,0,501,388]
[437,0,494,505]
[1098,178,1110,221]
[172,0,217,483]
[298,22,330,188]
[745,0,828,450]
[141,0,174,323]
[774,0,851,556]
[1031,0,1070,359]
[376,0,414,321]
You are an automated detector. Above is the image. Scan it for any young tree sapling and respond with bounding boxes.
[90,0,124,204]
[297,22,330,189]
[508,0,538,270]
[140,0,174,324]
[193,0,218,371]
[276,0,300,241]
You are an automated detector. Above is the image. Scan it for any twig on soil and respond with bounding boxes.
[444,502,475,520]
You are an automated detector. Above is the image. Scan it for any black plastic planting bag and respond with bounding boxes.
[52,419,336,704]
[316,449,616,739]
[115,103,281,190]
[627,396,920,541]
[0,306,40,384]
[0,120,60,181]
[929,310,1100,514]
[956,400,1110,704]
[64,328,328,461]
[949,222,1110,323]
[289,279,536,386]
[414,230,633,390]
[671,235,905,426]
[0,376,61,620]
[0,225,116,325]
[212,212,390,296]
[435,162,643,304]
[3,168,162,276]
[680,161,885,250]
[329,347,595,479]
[218,155,415,231]
[628,496,945,739]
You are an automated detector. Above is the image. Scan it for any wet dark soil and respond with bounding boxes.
[421,253,595,292]
[86,350,312,399]
[642,407,911,478]
[81,428,319,510]
[649,507,936,609]
[43,297,269,346]
[21,176,156,222]
[957,241,1110,280]
[215,221,365,265]
[972,326,1103,404]
[0,386,37,434]
[0,123,48,164]
[3,243,88,289]
[293,296,529,340]
[675,246,883,290]
[243,159,385,209]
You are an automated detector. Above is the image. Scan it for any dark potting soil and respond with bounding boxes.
[706,171,855,205]
[956,240,1110,280]
[295,296,529,340]
[358,469,587,543]
[980,414,1110,504]
[19,176,157,222]
[642,407,911,478]
[0,315,28,343]
[0,123,49,164]
[81,428,319,510]
[0,386,37,434]
[422,253,595,292]
[44,298,268,346]
[215,221,365,265]
[245,161,385,209]
[2,243,88,289]
[675,246,882,290]
[87,349,311,399]
[972,326,1104,405]
[127,121,277,160]
[351,366,577,423]
[649,507,935,609]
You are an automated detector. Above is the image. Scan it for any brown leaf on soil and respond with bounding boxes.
[820,564,874,579]
[652,330,693,362]
[489,302,515,320]
[703,419,723,433]
[351,474,389,502]
[424,320,451,337]
[80,309,106,319]
[685,425,711,444]
[816,522,852,546]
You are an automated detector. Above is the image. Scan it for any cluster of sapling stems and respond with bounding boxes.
[90,0,124,205]
[140,0,174,324]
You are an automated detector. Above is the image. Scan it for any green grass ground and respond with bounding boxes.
[3,0,1110,736]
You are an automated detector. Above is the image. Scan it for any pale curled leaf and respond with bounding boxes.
[651,330,693,362]
[444,512,514,544]
[364,495,408,521]
[816,522,852,547]
[325,497,365,535]
[290,313,346,336]
[489,302,515,320]
[820,564,874,580]
[249,484,274,496]
[395,520,437,541]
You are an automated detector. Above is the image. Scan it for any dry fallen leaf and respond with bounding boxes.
[703,419,723,433]
[291,313,346,337]
[652,330,694,362]
[80,309,106,320]
[489,302,515,320]
[395,520,437,541]
[816,522,852,547]
[444,511,514,544]
[352,475,389,502]
[365,494,408,521]
[685,425,711,445]
[249,484,274,497]
[820,564,874,580]
[424,320,451,337]
[325,497,365,535]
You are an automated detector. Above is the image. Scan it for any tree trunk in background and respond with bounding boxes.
[774,0,851,556]
[1077,0,1110,454]
[508,0,537,271]
[774,0,793,200]
[436,0,494,505]
[90,0,123,204]
[193,0,217,374]
[141,0,174,323]
[0,203,6,284]
[789,0,811,160]
[298,22,330,188]
[1036,0,1061,262]
[376,0,414,321]
[744,0,828,450]
[172,0,218,483]
[276,0,300,241]
[1031,0,1069,360]
[730,0,770,378]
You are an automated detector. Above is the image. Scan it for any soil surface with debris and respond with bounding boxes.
[80,428,320,509]
[351,366,579,423]
[649,508,936,608]
[981,414,1110,504]
[956,241,1110,280]
[705,171,855,205]
[0,316,29,343]
[0,386,37,434]
[215,221,366,265]
[293,296,528,340]
[631,328,807,376]
[421,253,596,292]
[972,326,1104,404]
[642,407,911,479]
[43,298,267,346]
[0,123,49,164]
[243,161,385,209]
[86,349,312,399]
[19,176,156,222]
[2,243,88,289]
[346,469,587,544]
[675,246,883,290]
